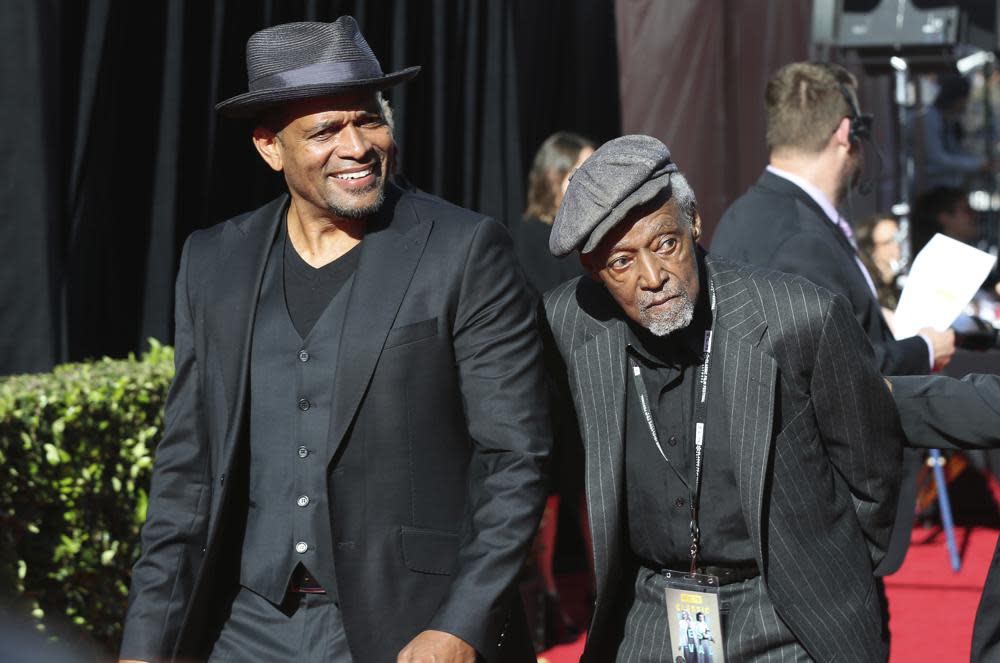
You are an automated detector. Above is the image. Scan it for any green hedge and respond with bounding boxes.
[0,341,174,653]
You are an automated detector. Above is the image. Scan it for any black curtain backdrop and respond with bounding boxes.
[1,0,620,376]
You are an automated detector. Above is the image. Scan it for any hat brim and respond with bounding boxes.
[215,65,421,118]
[576,173,673,255]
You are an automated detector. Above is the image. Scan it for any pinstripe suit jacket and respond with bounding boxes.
[542,253,903,663]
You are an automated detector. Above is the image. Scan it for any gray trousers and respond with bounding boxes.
[208,587,354,663]
[616,566,812,663]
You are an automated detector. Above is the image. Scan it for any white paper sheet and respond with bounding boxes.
[893,234,997,339]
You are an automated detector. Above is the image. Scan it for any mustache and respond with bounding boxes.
[637,282,685,310]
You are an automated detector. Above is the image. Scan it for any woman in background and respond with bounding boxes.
[856,213,904,312]
[515,132,595,295]
[516,131,594,650]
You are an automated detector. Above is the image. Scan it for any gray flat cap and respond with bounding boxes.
[549,134,678,256]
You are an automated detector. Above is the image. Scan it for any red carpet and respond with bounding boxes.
[538,527,997,663]
[885,526,996,663]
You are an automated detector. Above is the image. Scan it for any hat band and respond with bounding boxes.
[250,59,385,92]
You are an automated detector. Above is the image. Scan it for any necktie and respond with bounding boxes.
[836,216,858,250]
[835,215,879,298]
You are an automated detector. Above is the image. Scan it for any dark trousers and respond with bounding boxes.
[616,566,811,663]
[207,587,353,663]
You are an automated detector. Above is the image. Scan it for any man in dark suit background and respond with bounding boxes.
[543,135,903,662]
[711,61,956,591]
[712,61,954,376]
[891,373,1000,662]
[119,17,550,663]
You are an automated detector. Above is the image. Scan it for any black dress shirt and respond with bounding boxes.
[624,289,755,567]
[283,231,361,339]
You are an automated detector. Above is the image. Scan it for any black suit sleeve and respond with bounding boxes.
[811,294,904,567]
[769,232,930,376]
[426,218,551,655]
[120,237,211,661]
[892,373,1000,450]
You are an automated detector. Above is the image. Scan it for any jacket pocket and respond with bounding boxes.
[385,318,439,349]
[400,526,459,575]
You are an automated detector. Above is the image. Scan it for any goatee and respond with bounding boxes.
[638,285,696,336]
[327,175,386,220]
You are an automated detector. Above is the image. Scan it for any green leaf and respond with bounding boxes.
[0,344,175,650]
[43,443,60,465]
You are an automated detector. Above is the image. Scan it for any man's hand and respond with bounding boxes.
[397,630,476,663]
[920,327,956,372]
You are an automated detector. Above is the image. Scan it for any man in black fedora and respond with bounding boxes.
[119,16,550,663]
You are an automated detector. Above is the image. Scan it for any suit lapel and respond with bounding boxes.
[706,259,777,572]
[325,190,431,465]
[214,195,287,462]
[568,320,628,604]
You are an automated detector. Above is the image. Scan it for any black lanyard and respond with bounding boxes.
[629,279,716,573]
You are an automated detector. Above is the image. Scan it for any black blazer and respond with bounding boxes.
[893,373,1000,663]
[712,169,930,376]
[119,186,551,662]
[543,254,904,663]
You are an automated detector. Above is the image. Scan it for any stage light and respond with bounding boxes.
[956,50,995,75]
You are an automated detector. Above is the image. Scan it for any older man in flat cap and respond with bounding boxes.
[119,16,549,663]
[542,135,903,662]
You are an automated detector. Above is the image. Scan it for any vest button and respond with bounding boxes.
[295,541,308,554]
[297,446,309,458]
[298,398,311,411]
[297,495,310,507]
[668,435,678,446]
[298,349,310,362]
[674,497,687,509]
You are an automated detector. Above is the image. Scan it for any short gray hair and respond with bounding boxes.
[667,172,697,226]
[377,91,395,138]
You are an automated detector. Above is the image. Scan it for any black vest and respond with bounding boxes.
[240,230,353,604]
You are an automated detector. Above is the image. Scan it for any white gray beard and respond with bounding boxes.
[640,291,695,336]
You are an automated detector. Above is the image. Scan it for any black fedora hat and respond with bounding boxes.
[216,16,420,118]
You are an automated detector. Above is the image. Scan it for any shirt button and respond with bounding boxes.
[297,495,310,507]
[674,497,687,509]
[297,446,309,458]
[668,435,678,447]
[298,349,310,362]
[298,398,311,411]
[295,541,308,554]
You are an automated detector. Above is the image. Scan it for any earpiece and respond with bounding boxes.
[838,84,873,146]
[838,83,879,195]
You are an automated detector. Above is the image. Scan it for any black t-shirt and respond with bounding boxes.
[283,232,361,339]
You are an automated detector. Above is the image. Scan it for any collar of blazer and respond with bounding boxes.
[563,252,776,603]
[210,183,432,469]
[756,169,857,256]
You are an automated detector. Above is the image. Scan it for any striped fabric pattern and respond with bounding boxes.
[542,254,902,663]
[618,568,809,663]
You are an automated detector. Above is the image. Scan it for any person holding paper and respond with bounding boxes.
[713,61,955,376]
[711,65,956,617]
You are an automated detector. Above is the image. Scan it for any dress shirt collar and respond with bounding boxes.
[766,164,842,227]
